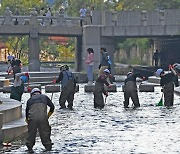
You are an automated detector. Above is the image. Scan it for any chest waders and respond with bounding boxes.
[59,71,75,109]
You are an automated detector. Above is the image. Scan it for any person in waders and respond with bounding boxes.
[156,66,178,107]
[10,72,31,101]
[123,72,145,108]
[25,88,55,152]
[53,65,76,110]
[93,69,112,109]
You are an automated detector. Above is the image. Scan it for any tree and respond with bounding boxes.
[0,0,45,15]
[115,0,180,11]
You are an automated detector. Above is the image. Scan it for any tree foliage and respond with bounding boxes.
[0,0,45,15]
[115,0,180,11]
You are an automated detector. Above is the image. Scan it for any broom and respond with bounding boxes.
[157,93,163,106]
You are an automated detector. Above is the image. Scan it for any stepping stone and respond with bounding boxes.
[45,84,79,93]
[84,84,117,92]
[139,84,154,92]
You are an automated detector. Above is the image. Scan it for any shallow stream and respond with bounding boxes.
[1,83,180,154]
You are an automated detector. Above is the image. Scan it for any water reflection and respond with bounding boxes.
[2,83,180,153]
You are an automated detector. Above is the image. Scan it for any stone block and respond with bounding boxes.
[28,84,41,91]
[0,79,10,87]
[148,76,160,84]
[3,84,41,93]
[84,84,117,92]
[74,72,88,83]
[139,84,154,92]
[45,84,79,93]
[0,113,3,128]
[45,85,60,93]
[0,114,4,145]
[3,86,11,93]
[84,84,94,92]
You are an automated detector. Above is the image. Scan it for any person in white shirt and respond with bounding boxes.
[79,5,87,26]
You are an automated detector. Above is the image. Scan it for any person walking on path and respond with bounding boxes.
[85,48,94,85]
[79,5,87,26]
[25,88,55,152]
[153,49,160,67]
[98,47,109,76]
[10,72,31,101]
[156,66,178,107]
[93,69,112,109]
[53,65,76,110]
[123,72,145,108]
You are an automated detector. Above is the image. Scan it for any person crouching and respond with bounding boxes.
[93,69,112,109]
[10,72,31,101]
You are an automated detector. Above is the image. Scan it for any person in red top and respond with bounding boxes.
[93,69,112,109]
[85,48,94,85]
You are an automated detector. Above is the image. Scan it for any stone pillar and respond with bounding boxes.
[0,113,4,144]
[28,29,40,71]
[82,26,115,75]
[82,26,101,73]
[28,8,40,71]
[75,36,82,72]
[4,7,12,25]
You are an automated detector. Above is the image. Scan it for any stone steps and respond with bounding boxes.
[4,71,88,84]
[0,97,27,142]
[2,114,27,142]
[0,98,22,124]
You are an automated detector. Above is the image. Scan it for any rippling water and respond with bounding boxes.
[2,83,180,154]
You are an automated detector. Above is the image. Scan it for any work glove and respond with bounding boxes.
[52,79,56,84]
[47,111,53,118]
[142,77,146,81]
[25,72,29,78]
[105,92,108,97]
[27,87,32,93]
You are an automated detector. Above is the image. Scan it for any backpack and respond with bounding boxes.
[107,56,112,65]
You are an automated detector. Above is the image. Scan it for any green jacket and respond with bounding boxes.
[10,83,24,101]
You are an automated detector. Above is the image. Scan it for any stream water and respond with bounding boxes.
[1,83,180,154]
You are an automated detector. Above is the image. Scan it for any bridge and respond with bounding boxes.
[0,7,179,72]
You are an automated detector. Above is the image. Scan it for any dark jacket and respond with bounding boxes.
[56,70,76,90]
[125,73,143,85]
[26,94,54,120]
[160,72,178,87]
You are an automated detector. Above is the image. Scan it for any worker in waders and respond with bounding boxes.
[156,67,178,107]
[93,69,112,109]
[53,65,76,110]
[25,88,55,152]
[123,72,145,108]
[10,72,31,101]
